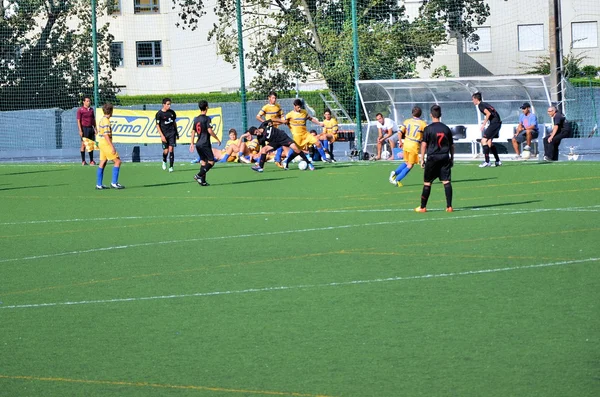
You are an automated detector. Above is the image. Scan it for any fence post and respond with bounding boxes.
[235,0,248,133]
[351,0,362,156]
[55,109,63,149]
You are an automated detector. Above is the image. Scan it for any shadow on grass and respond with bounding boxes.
[3,168,67,176]
[139,181,192,188]
[461,200,542,210]
[217,177,296,186]
[451,177,498,183]
[0,184,68,191]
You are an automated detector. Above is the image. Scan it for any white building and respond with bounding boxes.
[101,0,257,95]
[406,0,600,78]
[103,0,599,95]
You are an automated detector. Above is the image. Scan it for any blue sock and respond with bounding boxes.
[96,167,104,186]
[317,147,327,160]
[321,140,329,151]
[274,147,283,162]
[112,166,120,184]
[396,166,412,181]
[219,154,230,163]
[238,151,244,159]
[394,162,408,176]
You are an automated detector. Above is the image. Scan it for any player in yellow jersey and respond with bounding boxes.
[95,103,124,189]
[389,106,427,187]
[218,128,245,163]
[256,91,288,167]
[256,91,284,126]
[317,109,338,162]
[282,99,329,168]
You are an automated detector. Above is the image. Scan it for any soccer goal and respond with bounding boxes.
[356,76,554,158]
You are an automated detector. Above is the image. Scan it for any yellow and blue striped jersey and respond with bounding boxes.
[323,117,339,134]
[258,104,283,122]
[97,116,112,139]
[285,109,310,135]
[401,117,427,150]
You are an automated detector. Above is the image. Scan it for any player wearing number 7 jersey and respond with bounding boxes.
[389,106,427,187]
[415,105,454,213]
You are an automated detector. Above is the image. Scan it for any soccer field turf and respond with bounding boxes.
[1,160,598,396]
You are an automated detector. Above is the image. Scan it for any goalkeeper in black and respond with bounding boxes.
[240,120,312,172]
[415,105,454,213]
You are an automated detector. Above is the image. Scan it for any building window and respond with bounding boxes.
[136,41,162,66]
[134,0,159,14]
[518,24,545,51]
[572,21,598,49]
[110,42,124,68]
[465,27,491,53]
[108,0,121,14]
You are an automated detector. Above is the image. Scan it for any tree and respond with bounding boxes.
[520,49,588,78]
[0,0,119,111]
[172,0,489,115]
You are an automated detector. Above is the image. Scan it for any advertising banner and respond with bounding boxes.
[95,108,223,144]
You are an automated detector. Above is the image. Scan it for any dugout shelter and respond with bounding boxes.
[356,76,554,158]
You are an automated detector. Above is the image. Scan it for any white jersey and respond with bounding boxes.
[377,118,399,133]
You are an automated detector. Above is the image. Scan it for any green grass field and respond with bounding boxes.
[0,160,598,397]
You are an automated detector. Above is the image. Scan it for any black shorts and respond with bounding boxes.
[483,122,502,139]
[162,133,177,149]
[81,126,95,140]
[268,136,294,150]
[424,155,452,183]
[196,144,214,162]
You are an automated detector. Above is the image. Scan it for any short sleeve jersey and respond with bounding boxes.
[225,138,240,151]
[76,106,96,127]
[286,109,310,135]
[401,117,427,149]
[246,138,260,152]
[478,102,501,123]
[323,117,339,134]
[377,118,399,133]
[258,103,283,125]
[156,109,177,136]
[552,112,571,134]
[423,122,454,157]
[97,116,112,140]
[192,114,213,146]
[519,113,539,131]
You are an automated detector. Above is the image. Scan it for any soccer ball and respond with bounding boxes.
[521,150,531,160]
[381,150,390,160]
[298,160,308,170]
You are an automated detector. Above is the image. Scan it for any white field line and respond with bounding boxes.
[1,257,597,310]
[2,205,599,227]
[0,207,585,265]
